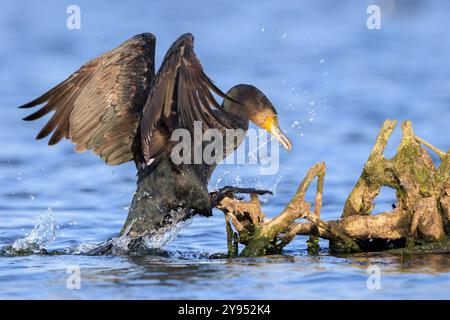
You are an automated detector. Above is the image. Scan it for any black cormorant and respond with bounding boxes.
[20,33,292,246]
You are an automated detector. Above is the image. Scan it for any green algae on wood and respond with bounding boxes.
[215,120,450,257]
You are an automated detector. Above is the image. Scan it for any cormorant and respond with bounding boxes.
[19,33,292,246]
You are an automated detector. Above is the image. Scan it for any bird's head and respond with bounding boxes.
[225,84,292,151]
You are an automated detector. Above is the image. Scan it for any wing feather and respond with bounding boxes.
[140,33,238,163]
[20,33,156,165]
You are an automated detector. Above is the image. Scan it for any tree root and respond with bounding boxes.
[213,120,450,256]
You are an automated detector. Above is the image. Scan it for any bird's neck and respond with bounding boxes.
[221,99,249,132]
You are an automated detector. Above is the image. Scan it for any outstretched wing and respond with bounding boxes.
[140,33,236,164]
[20,33,156,165]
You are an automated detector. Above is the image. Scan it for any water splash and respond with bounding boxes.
[11,208,57,252]
[144,216,191,249]
[64,242,99,255]
[65,209,193,256]
[2,206,191,256]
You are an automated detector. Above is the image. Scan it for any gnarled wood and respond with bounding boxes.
[215,120,450,256]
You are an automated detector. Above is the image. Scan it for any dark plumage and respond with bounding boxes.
[20,33,292,241]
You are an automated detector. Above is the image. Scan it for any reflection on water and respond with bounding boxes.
[1,0,450,299]
[2,252,448,299]
[346,253,450,273]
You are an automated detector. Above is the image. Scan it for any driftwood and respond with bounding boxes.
[214,120,450,257]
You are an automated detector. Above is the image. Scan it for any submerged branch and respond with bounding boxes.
[214,119,450,257]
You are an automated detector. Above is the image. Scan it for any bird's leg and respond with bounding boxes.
[209,185,273,207]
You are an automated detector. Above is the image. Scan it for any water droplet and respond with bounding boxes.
[11,208,57,252]
[291,120,301,128]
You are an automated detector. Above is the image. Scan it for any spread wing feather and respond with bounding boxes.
[20,33,156,165]
[140,33,237,164]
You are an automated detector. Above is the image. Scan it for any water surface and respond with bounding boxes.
[1,0,450,299]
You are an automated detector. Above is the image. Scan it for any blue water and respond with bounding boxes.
[1,0,450,299]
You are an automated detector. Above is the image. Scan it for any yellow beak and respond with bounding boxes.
[262,117,292,151]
